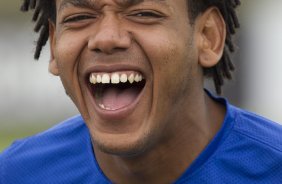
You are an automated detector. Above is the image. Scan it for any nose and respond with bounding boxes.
[88,15,131,54]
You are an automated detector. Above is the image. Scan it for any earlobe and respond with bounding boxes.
[48,20,59,76]
[197,7,226,68]
[49,58,59,76]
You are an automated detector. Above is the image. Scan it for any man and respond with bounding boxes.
[1,0,281,183]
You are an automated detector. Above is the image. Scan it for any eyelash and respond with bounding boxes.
[130,11,163,18]
[63,15,95,23]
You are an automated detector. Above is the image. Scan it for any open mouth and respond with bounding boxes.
[88,71,146,111]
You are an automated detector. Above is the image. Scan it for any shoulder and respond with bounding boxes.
[1,114,86,162]
[1,115,86,156]
[207,89,282,152]
[231,105,282,152]
[210,105,282,181]
[0,115,97,184]
[182,104,282,183]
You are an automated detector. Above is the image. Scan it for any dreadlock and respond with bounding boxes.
[21,0,55,59]
[21,0,240,94]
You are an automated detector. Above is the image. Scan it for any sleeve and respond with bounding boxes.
[0,142,19,184]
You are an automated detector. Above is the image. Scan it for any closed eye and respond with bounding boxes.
[131,11,163,18]
[126,10,165,24]
[63,14,96,23]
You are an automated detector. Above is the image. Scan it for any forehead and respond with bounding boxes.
[57,0,167,11]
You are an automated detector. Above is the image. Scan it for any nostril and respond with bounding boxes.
[92,47,127,55]
[93,48,102,53]
[113,47,127,53]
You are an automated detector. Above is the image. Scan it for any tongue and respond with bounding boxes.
[101,86,139,110]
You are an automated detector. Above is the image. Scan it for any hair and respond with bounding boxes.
[21,0,240,94]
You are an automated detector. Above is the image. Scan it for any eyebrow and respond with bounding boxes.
[58,0,166,12]
[58,0,94,11]
[58,0,146,11]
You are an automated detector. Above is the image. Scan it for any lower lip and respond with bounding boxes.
[87,83,147,121]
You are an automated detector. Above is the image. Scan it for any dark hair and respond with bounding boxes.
[21,0,240,94]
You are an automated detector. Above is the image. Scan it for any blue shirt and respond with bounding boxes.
[1,96,282,183]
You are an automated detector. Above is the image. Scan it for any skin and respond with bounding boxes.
[49,0,226,183]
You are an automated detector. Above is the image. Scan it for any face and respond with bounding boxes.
[50,0,204,156]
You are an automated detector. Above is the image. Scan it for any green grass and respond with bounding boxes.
[0,134,26,152]
[0,125,54,152]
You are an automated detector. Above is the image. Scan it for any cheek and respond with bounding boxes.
[134,27,199,129]
[137,28,196,93]
[55,34,83,65]
[54,33,86,87]
[54,33,90,114]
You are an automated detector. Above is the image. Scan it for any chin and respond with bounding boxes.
[91,129,156,157]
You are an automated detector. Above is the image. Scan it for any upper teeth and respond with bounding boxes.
[90,72,143,84]
[102,74,110,84]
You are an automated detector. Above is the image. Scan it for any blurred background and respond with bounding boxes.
[0,0,281,151]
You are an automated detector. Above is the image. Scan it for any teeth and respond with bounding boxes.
[90,72,143,85]
[102,74,110,84]
[134,74,140,82]
[99,104,105,109]
[90,74,96,84]
[128,74,134,84]
[138,75,142,81]
[120,74,127,83]
[111,73,120,84]
[99,103,114,111]
[96,75,102,83]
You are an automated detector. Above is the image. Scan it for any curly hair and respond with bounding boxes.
[21,0,241,94]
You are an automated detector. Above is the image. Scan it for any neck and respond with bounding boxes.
[93,91,225,184]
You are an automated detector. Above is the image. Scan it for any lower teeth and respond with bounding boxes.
[99,104,115,111]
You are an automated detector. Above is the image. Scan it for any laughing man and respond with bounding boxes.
[1,0,282,183]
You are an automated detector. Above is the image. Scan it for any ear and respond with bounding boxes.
[48,20,59,76]
[196,7,226,68]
